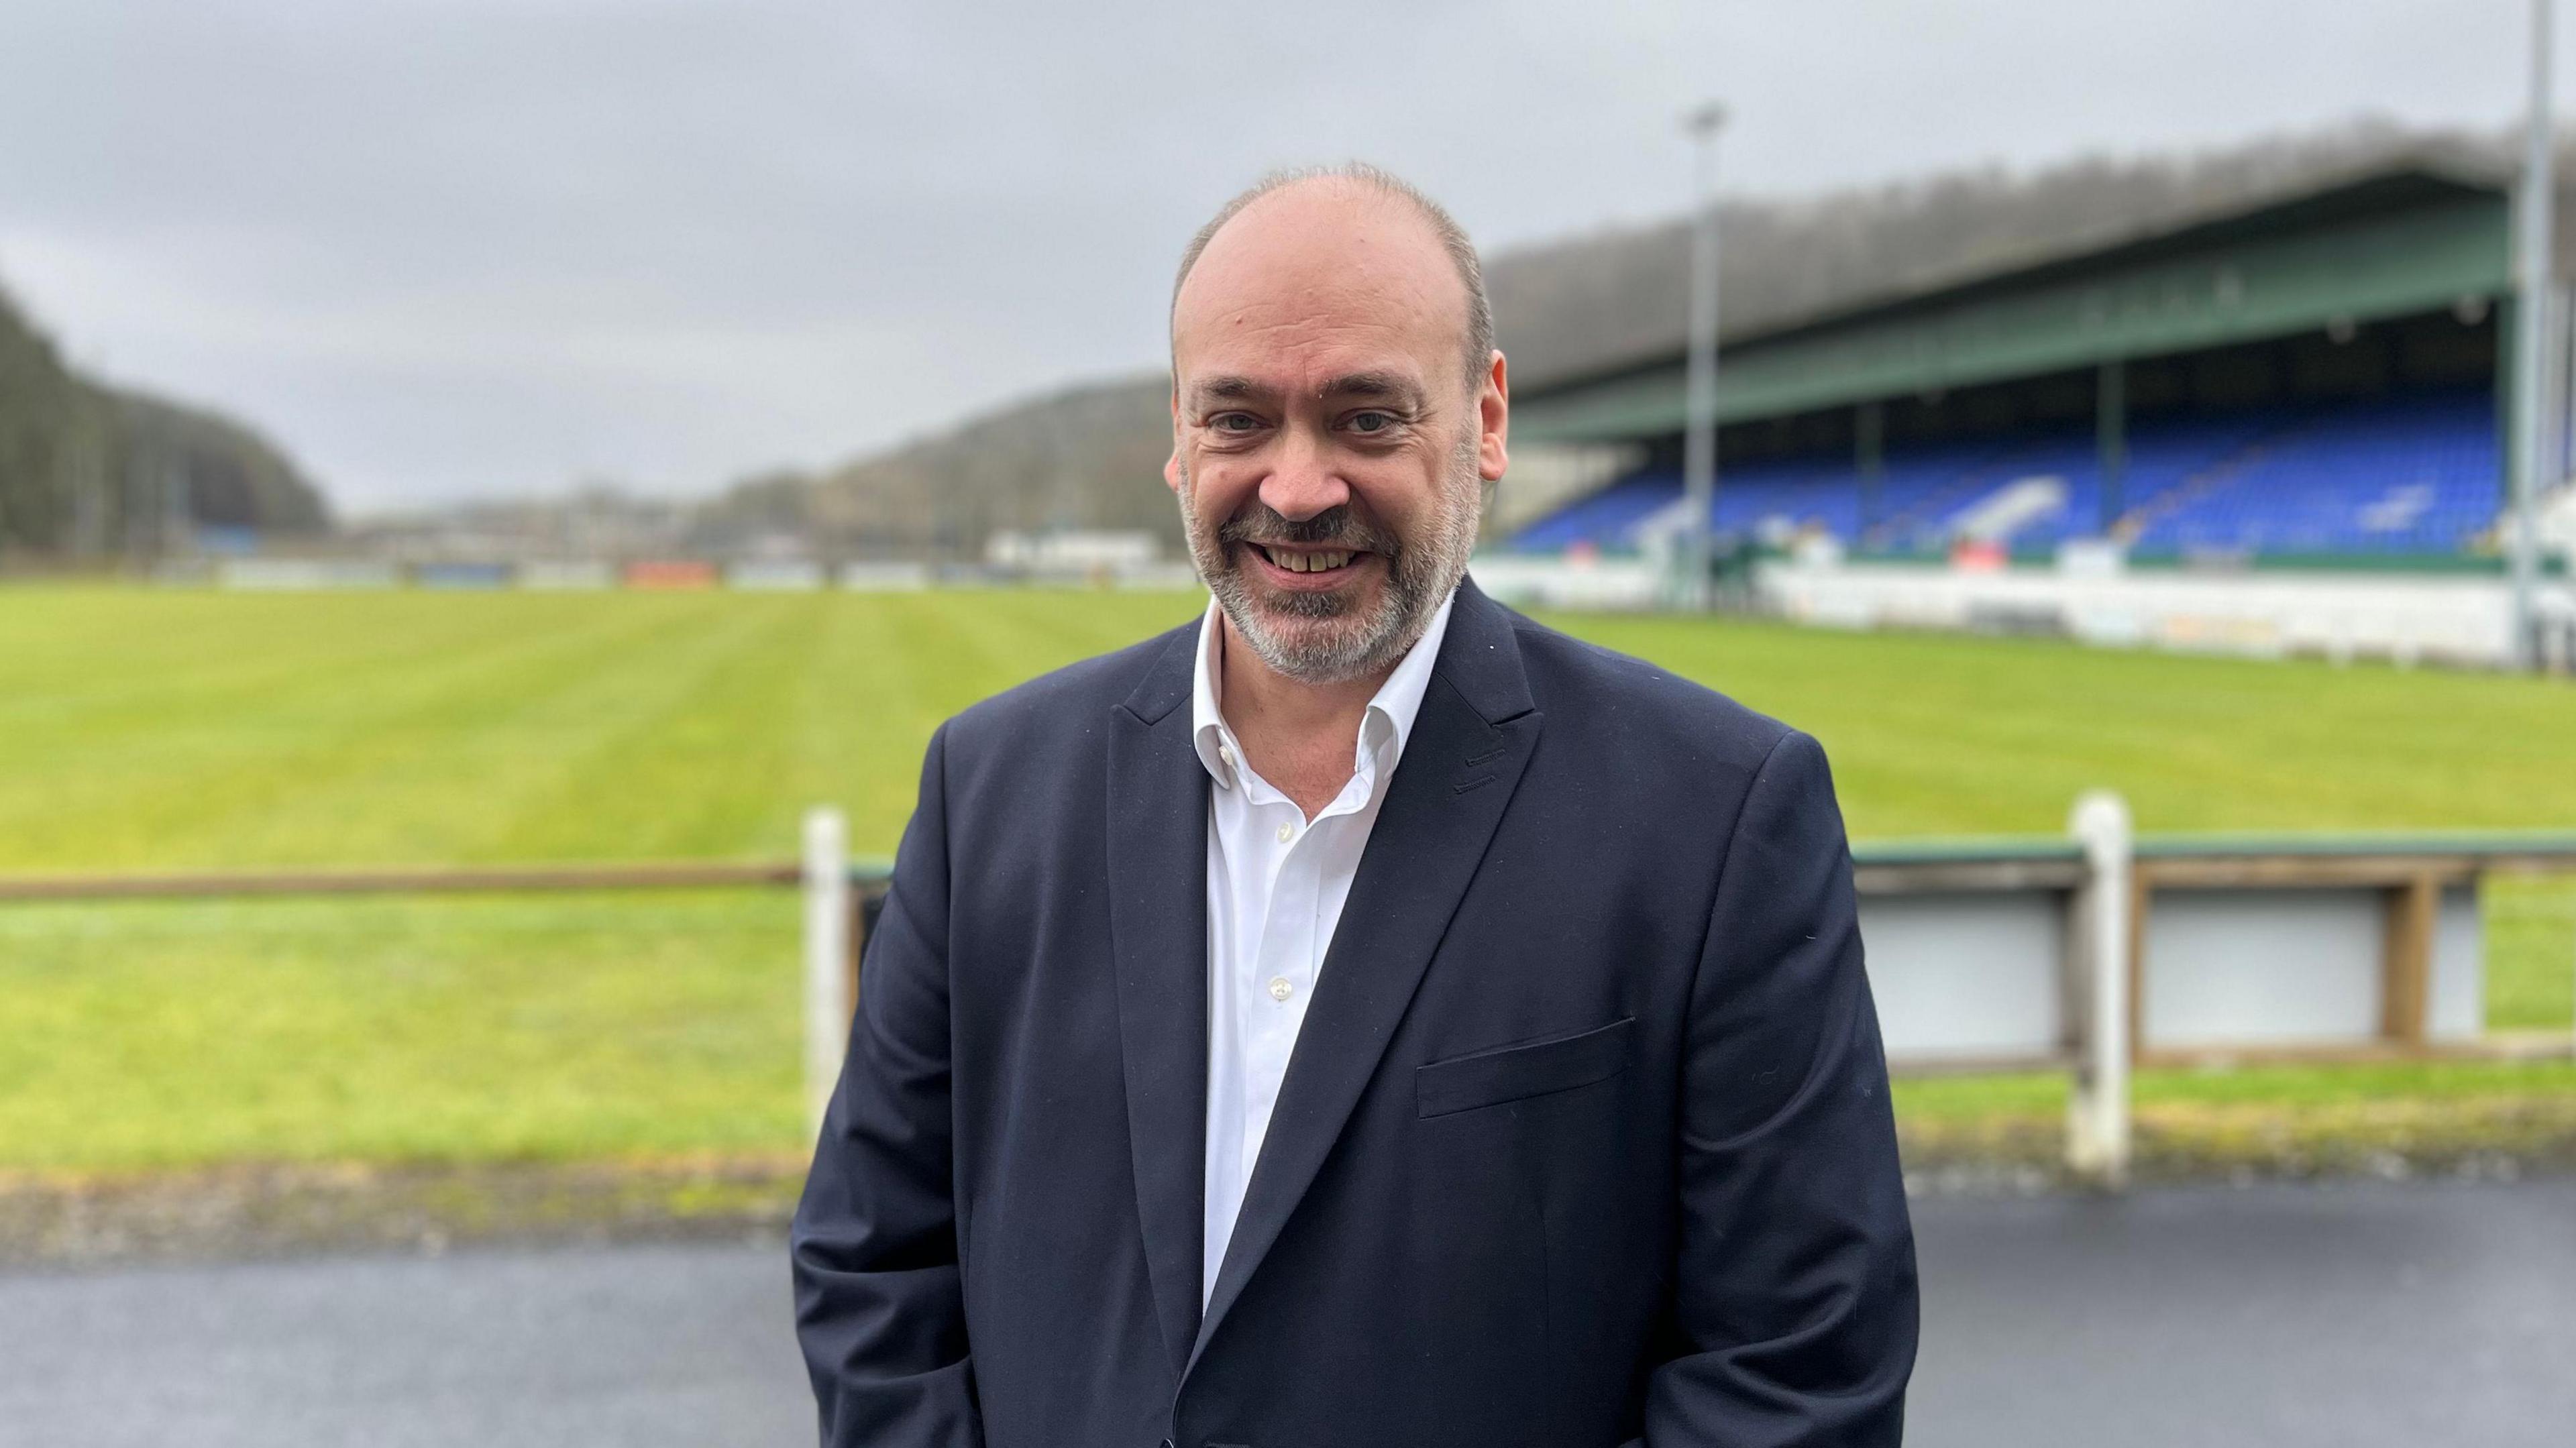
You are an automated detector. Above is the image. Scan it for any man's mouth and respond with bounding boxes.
[1250,543,1362,575]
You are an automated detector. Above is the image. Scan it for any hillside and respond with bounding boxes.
[698,121,2504,555]
[690,374,1180,559]
[0,280,329,560]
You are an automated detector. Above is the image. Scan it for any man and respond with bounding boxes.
[794,164,1917,1447]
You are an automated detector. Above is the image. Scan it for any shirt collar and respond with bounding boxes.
[1190,589,1457,793]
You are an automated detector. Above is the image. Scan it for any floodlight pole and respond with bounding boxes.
[2510,0,2555,670]
[1681,102,1728,612]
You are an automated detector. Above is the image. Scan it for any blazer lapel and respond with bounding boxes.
[1107,622,1213,1382]
[1189,578,1542,1371]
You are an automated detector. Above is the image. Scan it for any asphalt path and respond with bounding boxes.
[3,1177,2570,1447]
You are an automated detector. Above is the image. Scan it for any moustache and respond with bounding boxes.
[1216,504,1401,559]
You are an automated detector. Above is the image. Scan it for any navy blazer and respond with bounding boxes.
[793,577,1917,1448]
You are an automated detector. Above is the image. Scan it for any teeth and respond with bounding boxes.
[1267,549,1352,573]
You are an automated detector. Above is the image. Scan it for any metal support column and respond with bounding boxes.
[2097,359,2128,537]
[1856,398,1884,543]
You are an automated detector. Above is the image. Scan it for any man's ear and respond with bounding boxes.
[1478,350,1510,483]
[1164,381,1185,494]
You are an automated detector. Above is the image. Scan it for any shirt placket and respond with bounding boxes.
[1239,795,1311,1176]
[1243,757,1387,1149]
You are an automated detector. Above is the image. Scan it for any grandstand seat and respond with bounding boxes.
[1503,390,2505,560]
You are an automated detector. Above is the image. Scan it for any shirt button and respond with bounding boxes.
[1218,741,1234,769]
[1276,822,1294,844]
[1267,976,1294,1003]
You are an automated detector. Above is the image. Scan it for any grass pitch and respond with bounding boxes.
[1,585,2569,1172]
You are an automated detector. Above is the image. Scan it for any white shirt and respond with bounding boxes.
[1189,590,1454,1308]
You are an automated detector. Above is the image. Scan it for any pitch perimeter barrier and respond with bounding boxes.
[0,852,893,1151]
[8,801,2570,1190]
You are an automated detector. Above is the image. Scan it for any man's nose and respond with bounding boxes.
[1257,429,1351,522]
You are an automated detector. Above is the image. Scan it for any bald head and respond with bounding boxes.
[1171,164,1494,392]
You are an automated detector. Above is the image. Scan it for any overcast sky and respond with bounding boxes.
[0,1,2561,514]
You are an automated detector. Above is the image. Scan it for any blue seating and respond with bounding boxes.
[1509,470,1696,553]
[2125,393,2499,555]
[1505,390,2506,559]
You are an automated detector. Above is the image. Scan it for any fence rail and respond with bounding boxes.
[0,860,808,901]
[6,803,2571,1190]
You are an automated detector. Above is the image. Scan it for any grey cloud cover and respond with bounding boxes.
[0,0,2548,510]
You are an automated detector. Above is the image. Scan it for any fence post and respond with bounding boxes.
[804,807,852,1139]
[2067,789,2134,1188]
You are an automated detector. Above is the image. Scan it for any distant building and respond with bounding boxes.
[984,529,1159,573]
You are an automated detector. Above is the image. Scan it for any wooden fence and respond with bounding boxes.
[7,798,2571,1190]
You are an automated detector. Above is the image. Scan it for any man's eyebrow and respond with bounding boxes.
[1185,376,1269,407]
[1318,372,1425,407]
[1183,372,1428,409]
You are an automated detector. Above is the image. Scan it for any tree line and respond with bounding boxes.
[0,281,329,563]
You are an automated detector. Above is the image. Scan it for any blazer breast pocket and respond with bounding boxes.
[1415,1016,1635,1119]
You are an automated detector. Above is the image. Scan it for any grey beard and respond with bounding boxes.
[1179,435,1482,685]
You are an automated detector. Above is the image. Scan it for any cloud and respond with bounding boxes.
[0,0,2542,510]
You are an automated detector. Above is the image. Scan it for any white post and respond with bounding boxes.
[803,806,852,1138]
[2067,789,2134,1188]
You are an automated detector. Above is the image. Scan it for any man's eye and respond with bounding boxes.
[1349,411,1397,434]
[1211,413,1262,433]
